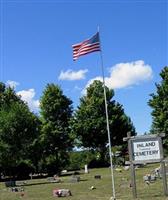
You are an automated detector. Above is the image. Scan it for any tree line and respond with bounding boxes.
[0,66,167,179]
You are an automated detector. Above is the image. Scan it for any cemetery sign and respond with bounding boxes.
[123,133,168,198]
[131,136,163,163]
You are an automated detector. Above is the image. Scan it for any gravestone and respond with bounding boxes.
[70,175,80,183]
[85,164,89,173]
[53,188,72,197]
[94,175,101,179]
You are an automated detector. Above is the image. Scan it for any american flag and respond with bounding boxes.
[72,32,101,61]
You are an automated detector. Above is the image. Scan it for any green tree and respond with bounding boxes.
[67,150,96,170]
[0,82,40,177]
[71,80,136,163]
[40,83,73,174]
[148,66,168,153]
[0,82,22,108]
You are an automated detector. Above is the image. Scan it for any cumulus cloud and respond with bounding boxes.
[6,80,20,88]
[17,89,40,113]
[83,60,153,94]
[58,69,88,80]
[106,60,153,89]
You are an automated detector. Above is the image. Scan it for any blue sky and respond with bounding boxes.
[0,0,167,134]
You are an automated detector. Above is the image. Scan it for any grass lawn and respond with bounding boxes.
[0,164,168,200]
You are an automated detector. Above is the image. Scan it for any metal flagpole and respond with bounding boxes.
[98,27,116,200]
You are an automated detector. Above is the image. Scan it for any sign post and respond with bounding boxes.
[127,133,137,198]
[161,161,168,196]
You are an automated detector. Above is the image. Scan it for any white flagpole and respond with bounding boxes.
[98,27,116,200]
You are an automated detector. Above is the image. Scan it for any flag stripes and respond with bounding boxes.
[72,32,101,61]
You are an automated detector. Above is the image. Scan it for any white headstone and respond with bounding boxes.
[85,164,89,173]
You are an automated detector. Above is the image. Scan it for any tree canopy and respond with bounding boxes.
[0,82,40,177]
[71,80,136,161]
[0,80,138,175]
[148,66,168,153]
[40,83,73,174]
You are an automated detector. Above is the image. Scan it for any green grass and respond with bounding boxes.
[0,164,168,200]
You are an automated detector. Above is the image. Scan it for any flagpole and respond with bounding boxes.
[98,27,116,200]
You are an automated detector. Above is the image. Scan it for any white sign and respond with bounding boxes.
[133,140,161,161]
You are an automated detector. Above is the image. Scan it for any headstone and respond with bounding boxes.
[151,174,156,181]
[30,173,33,180]
[70,175,80,183]
[61,170,67,173]
[11,187,24,192]
[85,164,89,173]
[124,166,130,170]
[143,174,151,182]
[47,177,60,183]
[115,168,122,172]
[94,175,101,179]
[53,188,72,197]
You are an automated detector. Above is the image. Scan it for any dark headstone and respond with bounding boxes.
[94,175,101,179]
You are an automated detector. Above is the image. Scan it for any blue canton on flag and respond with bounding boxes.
[72,32,101,61]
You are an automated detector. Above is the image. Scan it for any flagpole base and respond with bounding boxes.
[109,197,116,200]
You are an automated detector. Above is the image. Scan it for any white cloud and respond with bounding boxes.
[83,60,153,94]
[58,69,88,80]
[17,89,40,113]
[6,80,20,88]
[106,60,153,89]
